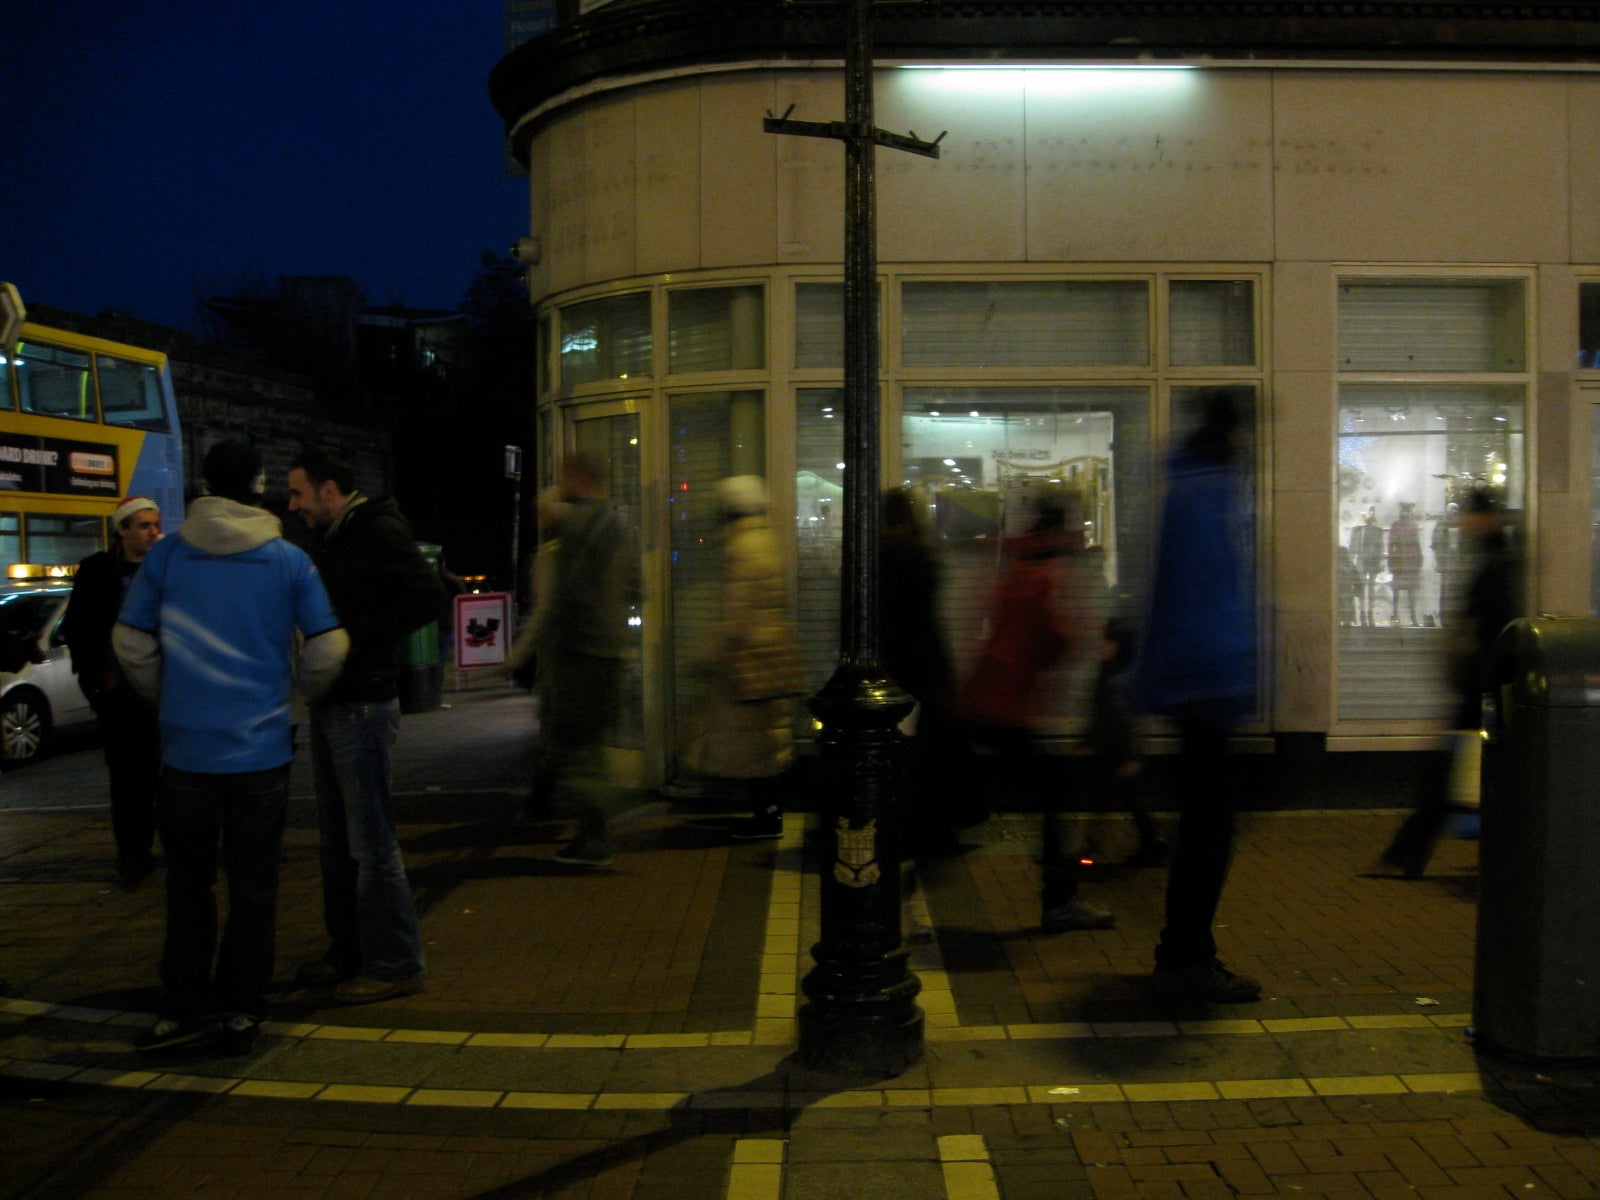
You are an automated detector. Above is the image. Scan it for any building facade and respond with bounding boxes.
[491,1,1600,788]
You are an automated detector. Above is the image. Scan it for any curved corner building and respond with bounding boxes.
[491,1,1600,789]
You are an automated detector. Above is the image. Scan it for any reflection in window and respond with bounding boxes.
[15,342,94,421]
[669,286,764,374]
[795,389,845,697]
[666,390,766,776]
[24,514,103,571]
[98,356,168,430]
[1336,386,1524,721]
[559,293,651,388]
[902,280,1149,368]
[1169,280,1255,366]
[900,386,1153,728]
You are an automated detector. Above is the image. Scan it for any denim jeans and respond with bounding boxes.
[310,699,424,982]
[156,763,290,1018]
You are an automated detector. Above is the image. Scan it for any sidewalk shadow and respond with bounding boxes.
[458,1059,913,1200]
[1479,1051,1600,1133]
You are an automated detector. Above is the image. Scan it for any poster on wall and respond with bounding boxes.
[454,592,511,670]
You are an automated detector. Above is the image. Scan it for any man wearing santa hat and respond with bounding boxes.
[61,494,164,886]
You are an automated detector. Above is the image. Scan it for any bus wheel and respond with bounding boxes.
[1,689,49,764]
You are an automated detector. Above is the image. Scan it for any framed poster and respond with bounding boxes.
[453,592,511,670]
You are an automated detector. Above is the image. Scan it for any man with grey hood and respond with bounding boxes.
[114,441,348,1054]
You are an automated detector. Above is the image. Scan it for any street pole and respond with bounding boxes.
[766,0,944,1077]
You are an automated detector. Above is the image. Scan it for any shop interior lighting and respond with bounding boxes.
[899,64,1198,97]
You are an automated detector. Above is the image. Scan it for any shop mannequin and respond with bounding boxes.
[1349,510,1386,626]
[1387,502,1422,625]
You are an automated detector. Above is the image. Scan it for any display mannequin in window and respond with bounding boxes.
[1387,502,1423,625]
[1349,510,1386,626]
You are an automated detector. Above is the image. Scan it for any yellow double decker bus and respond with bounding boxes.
[1,314,185,577]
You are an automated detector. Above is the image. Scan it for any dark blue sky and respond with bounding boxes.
[3,1,527,331]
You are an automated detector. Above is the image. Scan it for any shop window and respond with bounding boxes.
[901,280,1149,368]
[15,342,94,421]
[665,390,766,776]
[97,356,167,430]
[795,388,845,698]
[1336,384,1524,722]
[900,386,1153,727]
[1339,279,1525,372]
[795,283,844,370]
[668,285,765,374]
[1169,280,1256,367]
[23,514,103,572]
[1580,283,1600,370]
[559,292,651,388]
[537,313,554,397]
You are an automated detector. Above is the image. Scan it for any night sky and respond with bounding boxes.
[3,1,527,331]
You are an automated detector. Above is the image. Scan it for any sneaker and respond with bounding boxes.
[730,812,783,841]
[219,1014,261,1057]
[1041,899,1116,932]
[333,975,427,1005]
[295,958,356,986]
[138,1015,214,1051]
[1152,958,1262,1004]
[552,840,616,867]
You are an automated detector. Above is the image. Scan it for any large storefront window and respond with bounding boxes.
[666,390,766,773]
[1336,386,1525,721]
[900,386,1153,728]
[559,293,651,388]
[1169,281,1256,367]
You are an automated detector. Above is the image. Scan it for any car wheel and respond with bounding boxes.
[1,689,50,764]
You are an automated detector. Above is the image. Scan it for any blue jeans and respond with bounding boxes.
[310,699,424,982]
[157,764,290,1018]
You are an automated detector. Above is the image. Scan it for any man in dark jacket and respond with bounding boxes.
[286,446,445,1005]
[61,495,164,886]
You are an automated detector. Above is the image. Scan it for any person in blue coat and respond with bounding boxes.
[1135,388,1261,1004]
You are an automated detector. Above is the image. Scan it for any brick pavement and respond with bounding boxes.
[4,689,1600,1198]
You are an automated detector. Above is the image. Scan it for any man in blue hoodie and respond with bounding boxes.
[114,441,348,1053]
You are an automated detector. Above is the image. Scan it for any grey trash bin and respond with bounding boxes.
[1475,616,1600,1059]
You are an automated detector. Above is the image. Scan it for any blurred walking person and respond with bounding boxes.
[699,476,805,841]
[532,456,641,865]
[1136,388,1261,1003]
[114,441,347,1053]
[963,493,1111,933]
[62,495,164,886]
[1379,485,1518,878]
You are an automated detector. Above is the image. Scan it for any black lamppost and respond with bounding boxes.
[766,0,943,1077]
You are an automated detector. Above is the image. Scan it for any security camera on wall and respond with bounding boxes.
[511,236,541,265]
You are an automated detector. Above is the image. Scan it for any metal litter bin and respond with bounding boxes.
[396,542,444,715]
[1475,616,1600,1058]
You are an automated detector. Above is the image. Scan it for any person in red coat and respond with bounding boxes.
[963,494,1111,933]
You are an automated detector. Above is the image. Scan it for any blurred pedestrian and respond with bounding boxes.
[1136,387,1260,1003]
[698,475,805,841]
[880,487,976,854]
[1089,617,1169,867]
[287,445,445,1003]
[506,486,570,813]
[963,493,1112,933]
[61,495,164,887]
[530,456,641,865]
[1379,484,1518,878]
[114,441,347,1053]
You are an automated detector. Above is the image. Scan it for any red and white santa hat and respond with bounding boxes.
[112,496,159,526]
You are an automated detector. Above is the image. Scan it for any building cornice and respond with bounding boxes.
[489,0,1600,164]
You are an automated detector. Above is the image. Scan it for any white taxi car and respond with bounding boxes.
[1,581,95,764]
